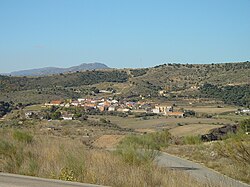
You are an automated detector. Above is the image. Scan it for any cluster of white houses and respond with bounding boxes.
[45,98,185,117]
[235,109,250,114]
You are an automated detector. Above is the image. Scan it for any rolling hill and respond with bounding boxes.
[5,62,110,76]
[0,61,249,105]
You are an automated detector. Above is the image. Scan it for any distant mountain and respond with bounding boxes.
[7,63,110,76]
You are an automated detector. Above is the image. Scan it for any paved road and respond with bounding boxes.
[156,152,250,187]
[0,173,105,187]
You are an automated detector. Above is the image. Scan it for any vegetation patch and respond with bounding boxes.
[116,130,171,165]
[183,135,202,145]
[0,101,13,118]
[0,129,209,187]
[165,119,250,184]
[13,130,33,143]
[200,83,250,107]
[130,68,148,77]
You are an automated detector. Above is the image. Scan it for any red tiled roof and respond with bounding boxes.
[51,100,62,105]
[167,112,184,116]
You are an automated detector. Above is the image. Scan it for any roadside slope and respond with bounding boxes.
[156,152,250,187]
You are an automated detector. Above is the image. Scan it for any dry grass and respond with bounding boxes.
[23,104,44,111]
[181,106,237,114]
[0,128,218,187]
[92,135,125,149]
[88,115,232,129]
[84,151,203,187]
[165,134,250,184]
[169,124,224,137]
[215,114,250,122]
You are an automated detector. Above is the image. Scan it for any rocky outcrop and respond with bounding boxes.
[201,125,238,141]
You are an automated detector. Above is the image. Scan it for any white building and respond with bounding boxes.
[62,116,73,120]
[153,105,173,115]
[242,109,250,113]
[108,106,116,111]
[78,98,85,102]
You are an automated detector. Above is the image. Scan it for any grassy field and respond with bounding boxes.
[23,104,44,111]
[179,105,238,114]
[91,82,131,94]
[215,114,250,122]
[0,129,217,187]
[0,110,246,186]
[88,115,233,129]
[169,124,224,137]
[92,135,125,149]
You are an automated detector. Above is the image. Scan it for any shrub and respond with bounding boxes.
[0,140,24,172]
[240,118,250,133]
[13,130,33,143]
[118,130,171,151]
[183,135,202,145]
[59,167,77,181]
[115,143,158,165]
[0,140,16,157]
[100,118,108,123]
[116,130,171,165]
[216,139,250,165]
[0,129,213,187]
[214,133,250,183]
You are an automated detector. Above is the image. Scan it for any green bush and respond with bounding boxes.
[0,140,24,172]
[64,151,85,181]
[200,83,250,107]
[240,118,250,133]
[183,135,202,145]
[215,135,250,165]
[0,140,16,157]
[116,130,171,165]
[118,130,171,151]
[130,69,148,77]
[115,143,158,165]
[13,130,33,143]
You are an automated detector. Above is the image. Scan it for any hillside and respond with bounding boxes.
[0,61,250,105]
[5,62,109,76]
[127,62,250,96]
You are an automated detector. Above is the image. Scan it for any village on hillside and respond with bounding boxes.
[38,97,185,120]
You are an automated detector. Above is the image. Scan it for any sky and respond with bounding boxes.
[0,0,250,72]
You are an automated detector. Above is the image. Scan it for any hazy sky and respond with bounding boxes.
[0,0,250,72]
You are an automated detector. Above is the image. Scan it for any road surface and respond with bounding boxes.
[156,152,250,187]
[0,173,106,187]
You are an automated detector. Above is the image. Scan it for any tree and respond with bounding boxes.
[51,111,62,120]
[240,119,250,133]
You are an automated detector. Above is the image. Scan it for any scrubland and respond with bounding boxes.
[0,128,221,187]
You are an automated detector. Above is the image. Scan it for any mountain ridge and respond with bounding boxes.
[0,61,249,105]
[5,62,110,76]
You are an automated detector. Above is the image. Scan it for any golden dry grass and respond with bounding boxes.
[92,135,125,149]
[0,129,219,187]
[169,124,224,137]
[88,115,232,129]
[180,106,237,114]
